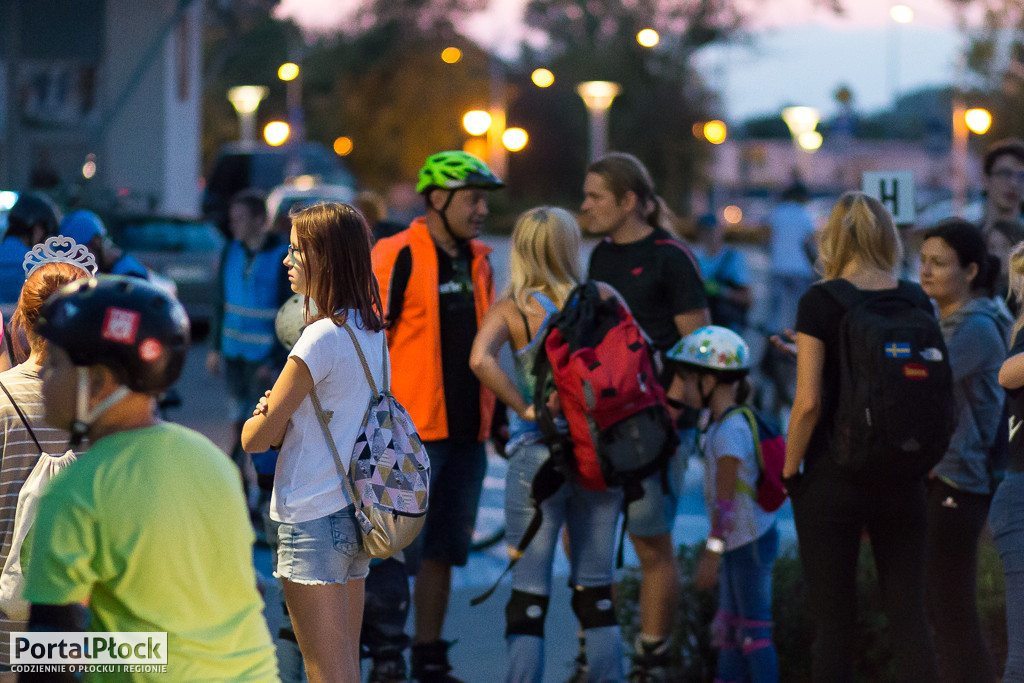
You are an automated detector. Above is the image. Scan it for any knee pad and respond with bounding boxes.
[570,584,617,631]
[505,590,549,638]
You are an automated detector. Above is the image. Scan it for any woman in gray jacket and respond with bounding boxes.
[918,217,1007,683]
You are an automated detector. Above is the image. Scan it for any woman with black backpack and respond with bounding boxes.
[780,191,941,682]
[469,207,625,683]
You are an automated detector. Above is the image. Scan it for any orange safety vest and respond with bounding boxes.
[371,218,495,442]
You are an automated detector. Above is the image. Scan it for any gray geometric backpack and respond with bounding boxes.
[310,324,430,559]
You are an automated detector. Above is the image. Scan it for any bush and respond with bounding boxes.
[617,536,1008,681]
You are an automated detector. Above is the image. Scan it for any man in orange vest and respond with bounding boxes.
[372,151,503,682]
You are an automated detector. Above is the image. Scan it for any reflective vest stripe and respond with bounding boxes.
[223,329,277,346]
[225,303,278,320]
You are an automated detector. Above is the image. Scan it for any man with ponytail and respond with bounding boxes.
[581,152,709,681]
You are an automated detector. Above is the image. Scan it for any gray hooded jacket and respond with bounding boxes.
[933,296,1011,494]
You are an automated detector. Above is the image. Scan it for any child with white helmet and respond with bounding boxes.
[667,325,779,683]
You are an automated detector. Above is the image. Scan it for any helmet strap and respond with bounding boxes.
[429,189,470,249]
[71,367,131,447]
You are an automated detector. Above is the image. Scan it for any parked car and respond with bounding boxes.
[202,141,356,236]
[265,180,357,233]
[104,214,226,342]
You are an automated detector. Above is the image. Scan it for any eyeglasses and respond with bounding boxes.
[992,168,1024,184]
[288,244,302,265]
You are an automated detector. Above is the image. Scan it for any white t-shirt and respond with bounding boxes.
[270,312,387,524]
[703,410,776,551]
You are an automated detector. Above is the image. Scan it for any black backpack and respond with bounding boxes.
[823,279,955,481]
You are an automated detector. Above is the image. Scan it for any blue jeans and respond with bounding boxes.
[990,470,1024,682]
[276,505,370,584]
[504,442,624,683]
[714,526,779,683]
[626,430,692,537]
[404,439,487,572]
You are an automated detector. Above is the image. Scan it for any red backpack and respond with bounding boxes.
[533,282,678,499]
[721,405,787,513]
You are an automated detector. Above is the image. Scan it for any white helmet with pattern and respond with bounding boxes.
[667,325,750,374]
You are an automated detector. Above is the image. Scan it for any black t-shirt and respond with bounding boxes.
[1005,331,1024,472]
[795,279,934,468]
[436,244,481,441]
[587,227,707,352]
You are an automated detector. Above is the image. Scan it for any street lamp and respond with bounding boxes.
[502,128,528,152]
[952,105,992,214]
[227,85,268,144]
[531,68,554,88]
[782,105,821,179]
[463,110,492,136]
[637,29,659,47]
[264,121,290,146]
[888,5,914,103]
[965,108,992,135]
[577,81,621,162]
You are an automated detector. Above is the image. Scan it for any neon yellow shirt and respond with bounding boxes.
[24,422,277,682]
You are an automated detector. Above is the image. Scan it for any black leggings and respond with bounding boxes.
[925,479,996,683]
[791,465,939,683]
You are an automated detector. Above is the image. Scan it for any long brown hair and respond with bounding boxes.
[10,262,90,363]
[291,202,385,332]
[586,152,661,228]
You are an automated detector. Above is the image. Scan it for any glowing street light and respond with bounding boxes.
[333,136,354,156]
[531,68,554,88]
[264,121,290,146]
[502,128,528,152]
[965,107,992,135]
[227,85,269,143]
[798,131,824,151]
[703,120,728,145]
[441,47,462,64]
[890,4,914,23]
[463,110,492,136]
[577,81,621,162]
[637,29,660,47]
[278,62,299,81]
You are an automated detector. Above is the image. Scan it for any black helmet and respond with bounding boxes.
[7,192,61,239]
[37,275,190,394]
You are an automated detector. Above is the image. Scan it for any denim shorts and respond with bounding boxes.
[275,505,371,584]
[625,430,691,538]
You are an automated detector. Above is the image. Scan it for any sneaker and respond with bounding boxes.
[410,640,465,683]
[370,656,408,683]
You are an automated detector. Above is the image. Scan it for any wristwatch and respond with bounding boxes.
[705,537,725,554]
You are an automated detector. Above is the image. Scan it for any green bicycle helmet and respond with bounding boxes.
[416,151,504,194]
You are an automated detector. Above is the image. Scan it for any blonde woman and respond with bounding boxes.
[994,242,1024,683]
[469,207,624,683]
[781,191,940,682]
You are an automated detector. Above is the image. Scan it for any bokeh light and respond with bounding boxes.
[278,63,299,81]
[890,5,914,23]
[723,205,743,224]
[703,120,728,144]
[965,108,992,135]
[502,128,528,152]
[798,130,823,151]
[441,47,462,64]
[463,110,492,136]
[531,68,555,88]
[264,121,290,146]
[333,136,354,156]
[637,29,660,47]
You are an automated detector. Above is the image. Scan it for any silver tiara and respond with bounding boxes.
[23,236,99,278]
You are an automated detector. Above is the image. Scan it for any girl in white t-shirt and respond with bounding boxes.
[668,325,779,683]
[242,202,387,683]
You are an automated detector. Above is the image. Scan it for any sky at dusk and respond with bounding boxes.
[275,0,970,121]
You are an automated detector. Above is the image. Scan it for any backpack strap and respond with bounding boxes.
[0,379,43,456]
[341,323,383,399]
[721,405,762,503]
[309,385,372,534]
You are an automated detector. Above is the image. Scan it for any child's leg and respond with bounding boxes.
[723,526,780,683]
